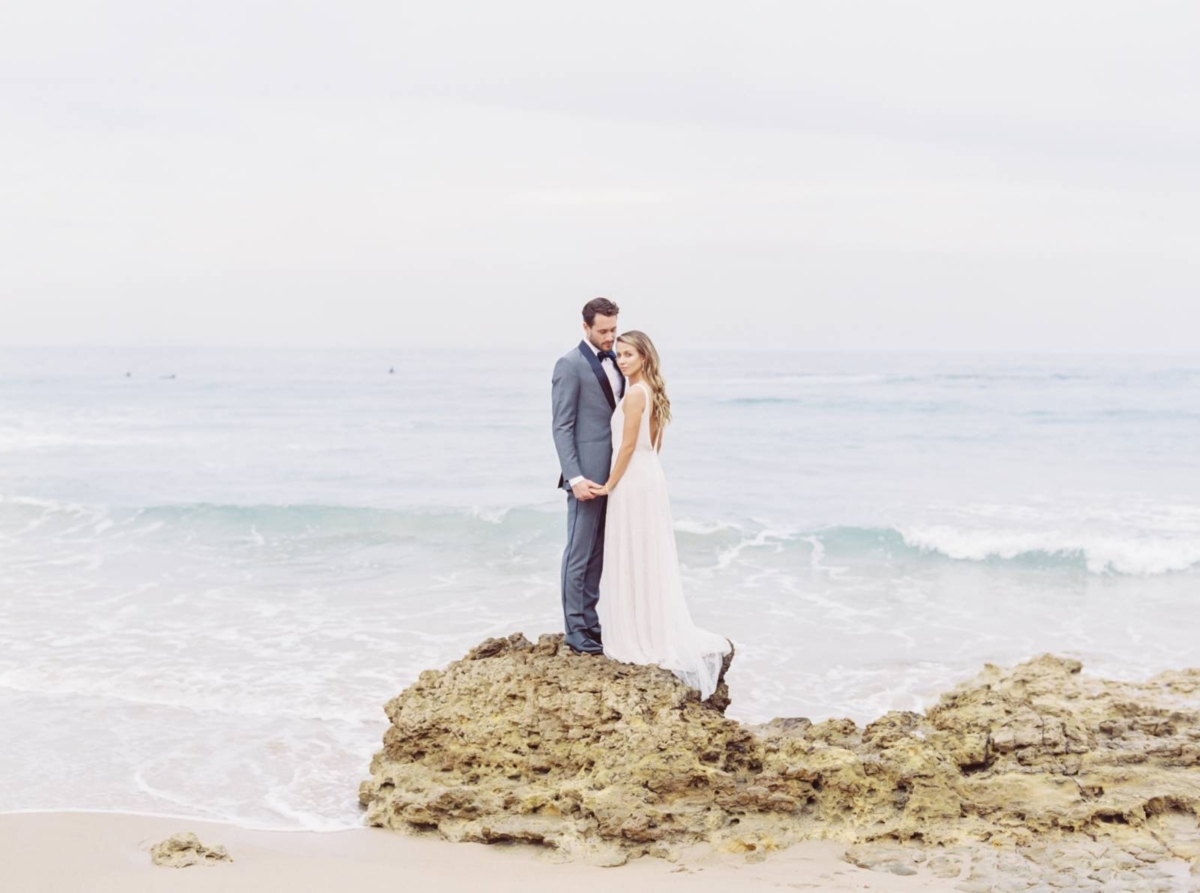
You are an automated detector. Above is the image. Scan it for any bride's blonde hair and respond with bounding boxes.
[616,330,672,436]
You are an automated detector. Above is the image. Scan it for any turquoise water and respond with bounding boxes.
[1,347,1198,829]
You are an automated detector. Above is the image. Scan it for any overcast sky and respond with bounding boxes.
[3,2,1198,351]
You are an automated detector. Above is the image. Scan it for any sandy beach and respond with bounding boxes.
[0,812,966,893]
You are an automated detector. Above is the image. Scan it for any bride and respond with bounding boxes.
[591,331,732,700]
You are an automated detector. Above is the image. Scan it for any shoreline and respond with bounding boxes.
[0,811,962,892]
[0,806,362,834]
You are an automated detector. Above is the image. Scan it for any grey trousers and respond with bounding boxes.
[560,490,607,651]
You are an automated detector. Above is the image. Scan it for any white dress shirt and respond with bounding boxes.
[568,340,624,488]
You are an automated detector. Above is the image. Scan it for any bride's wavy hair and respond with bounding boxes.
[616,330,672,434]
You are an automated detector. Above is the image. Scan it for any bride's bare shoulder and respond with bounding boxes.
[623,385,648,409]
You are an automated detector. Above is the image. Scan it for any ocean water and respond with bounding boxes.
[1,346,1198,830]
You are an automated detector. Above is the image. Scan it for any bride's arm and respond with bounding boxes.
[595,387,646,495]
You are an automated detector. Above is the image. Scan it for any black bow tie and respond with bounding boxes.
[597,350,616,362]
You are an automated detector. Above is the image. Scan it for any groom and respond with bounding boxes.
[551,297,625,655]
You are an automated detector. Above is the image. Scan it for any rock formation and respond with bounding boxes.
[149,832,232,868]
[359,632,1200,875]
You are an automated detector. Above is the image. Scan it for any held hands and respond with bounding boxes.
[571,479,598,501]
[570,479,615,500]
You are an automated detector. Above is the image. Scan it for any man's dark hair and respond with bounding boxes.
[582,297,620,326]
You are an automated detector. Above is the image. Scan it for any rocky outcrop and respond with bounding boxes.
[359,633,1200,871]
[149,832,232,868]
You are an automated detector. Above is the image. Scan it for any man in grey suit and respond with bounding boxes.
[551,297,625,655]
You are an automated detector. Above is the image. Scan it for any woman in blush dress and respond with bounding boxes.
[591,331,731,700]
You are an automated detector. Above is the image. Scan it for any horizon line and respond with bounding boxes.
[2,343,1199,356]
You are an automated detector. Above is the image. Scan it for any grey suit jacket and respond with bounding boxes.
[552,342,623,490]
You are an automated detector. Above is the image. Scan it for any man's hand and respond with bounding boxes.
[590,482,611,497]
[571,479,598,501]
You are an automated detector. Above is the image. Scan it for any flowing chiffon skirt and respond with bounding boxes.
[597,383,731,699]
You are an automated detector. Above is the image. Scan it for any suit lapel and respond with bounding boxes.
[578,341,617,411]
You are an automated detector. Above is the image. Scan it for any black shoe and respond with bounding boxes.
[565,642,604,656]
